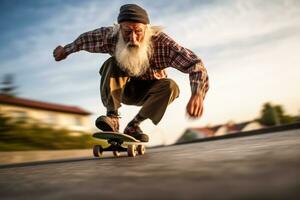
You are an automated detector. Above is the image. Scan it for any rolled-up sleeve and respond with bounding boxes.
[189,63,209,97]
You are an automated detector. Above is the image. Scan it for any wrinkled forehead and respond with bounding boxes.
[120,22,146,30]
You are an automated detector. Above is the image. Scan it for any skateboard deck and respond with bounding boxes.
[92,131,146,157]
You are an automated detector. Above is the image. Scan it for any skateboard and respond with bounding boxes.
[92,131,146,157]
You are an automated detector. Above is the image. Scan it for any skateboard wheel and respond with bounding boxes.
[93,145,103,157]
[127,144,137,157]
[137,145,145,155]
[113,151,120,157]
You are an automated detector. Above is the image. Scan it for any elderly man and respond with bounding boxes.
[53,4,209,142]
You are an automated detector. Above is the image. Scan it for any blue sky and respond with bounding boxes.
[1,0,300,146]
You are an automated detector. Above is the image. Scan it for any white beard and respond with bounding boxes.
[115,26,154,77]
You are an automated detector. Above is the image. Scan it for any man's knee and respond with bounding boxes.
[99,57,127,78]
[99,57,116,76]
[160,79,180,99]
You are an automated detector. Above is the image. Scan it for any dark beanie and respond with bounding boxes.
[118,4,150,24]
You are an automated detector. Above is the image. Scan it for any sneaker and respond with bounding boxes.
[95,115,119,132]
[124,124,149,142]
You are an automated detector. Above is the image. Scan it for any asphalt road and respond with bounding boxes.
[0,129,299,200]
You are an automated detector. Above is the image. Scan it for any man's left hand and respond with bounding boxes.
[186,94,204,118]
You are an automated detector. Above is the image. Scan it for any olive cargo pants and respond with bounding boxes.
[99,57,180,125]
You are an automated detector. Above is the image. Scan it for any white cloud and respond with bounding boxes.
[159,0,300,49]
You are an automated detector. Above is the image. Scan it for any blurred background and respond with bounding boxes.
[1,0,300,151]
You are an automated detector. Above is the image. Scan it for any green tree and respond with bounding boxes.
[259,102,296,126]
[0,74,18,97]
[259,103,280,126]
[274,105,295,124]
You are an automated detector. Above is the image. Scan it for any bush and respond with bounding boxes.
[258,103,297,126]
[0,112,95,151]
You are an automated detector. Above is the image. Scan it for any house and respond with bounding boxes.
[0,95,92,134]
[214,121,264,136]
[177,120,264,143]
[241,121,263,131]
[177,127,215,143]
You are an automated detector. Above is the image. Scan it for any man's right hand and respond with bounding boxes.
[53,45,67,61]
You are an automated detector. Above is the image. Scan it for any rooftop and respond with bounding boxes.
[0,95,91,115]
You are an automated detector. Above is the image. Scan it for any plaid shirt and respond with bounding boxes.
[64,27,209,96]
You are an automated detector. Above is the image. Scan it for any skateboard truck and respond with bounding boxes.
[107,139,123,146]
